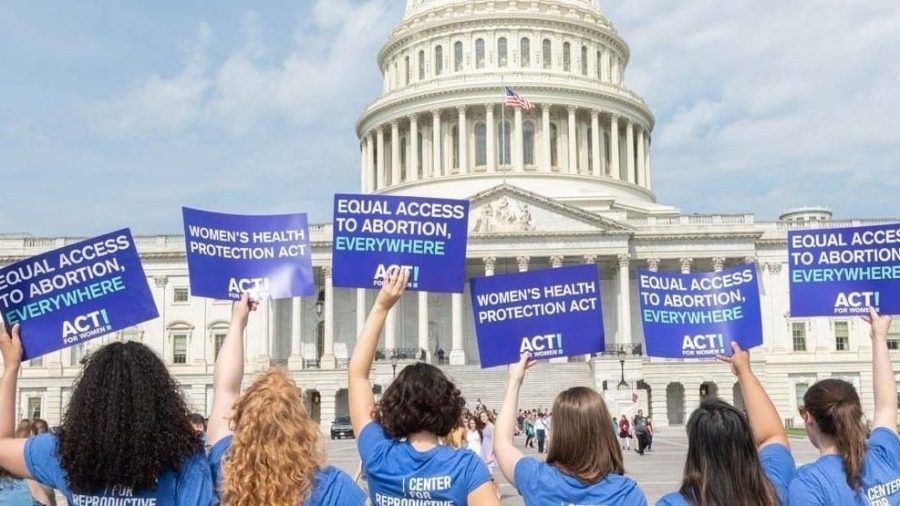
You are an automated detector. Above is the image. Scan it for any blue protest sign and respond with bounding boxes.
[0,229,158,360]
[183,208,315,300]
[638,265,762,359]
[470,264,604,368]
[788,223,900,317]
[332,194,469,293]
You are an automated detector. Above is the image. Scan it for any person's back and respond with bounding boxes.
[0,476,33,506]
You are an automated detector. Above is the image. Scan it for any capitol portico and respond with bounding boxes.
[2,0,898,432]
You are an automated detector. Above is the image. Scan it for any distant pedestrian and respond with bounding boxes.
[618,415,632,450]
[534,413,549,453]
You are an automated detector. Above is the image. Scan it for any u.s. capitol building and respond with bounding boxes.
[3,0,898,430]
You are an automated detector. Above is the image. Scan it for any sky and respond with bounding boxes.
[1,0,898,236]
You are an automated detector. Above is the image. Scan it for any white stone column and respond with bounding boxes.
[636,127,646,187]
[550,255,564,268]
[601,50,610,82]
[258,298,271,362]
[625,120,635,184]
[359,142,367,193]
[410,116,419,181]
[514,107,524,172]
[376,127,385,189]
[713,257,726,273]
[458,106,468,174]
[617,254,632,348]
[680,258,693,274]
[356,289,366,339]
[391,120,401,185]
[418,292,430,362]
[567,106,577,174]
[450,294,465,365]
[321,266,336,369]
[541,104,552,172]
[385,309,397,354]
[609,115,620,180]
[645,135,653,191]
[432,110,442,177]
[486,104,496,172]
[590,110,601,177]
[289,297,303,368]
[365,134,375,193]
[517,256,530,273]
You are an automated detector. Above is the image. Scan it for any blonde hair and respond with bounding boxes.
[221,369,324,506]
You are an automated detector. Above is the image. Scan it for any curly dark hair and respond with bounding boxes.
[57,341,202,494]
[374,362,465,439]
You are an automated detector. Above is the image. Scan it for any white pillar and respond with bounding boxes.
[418,292,430,362]
[609,115,620,180]
[514,107,524,172]
[258,298,271,362]
[321,266,336,369]
[636,126,645,187]
[289,297,303,368]
[625,120,635,184]
[617,254,631,348]
[590,110,601,177]
[486,104,496,173]
[432,110,441,177]
[567,106,577,174]
[458,106,468,174]
[391,120,401,185]
[601,50,610,82]
[356,289,366,338]
[365,134,375,193]
[359,142,367,193]
[385,310,397,353]
[376,127,385,189]
[410,116,419,182]
[450,294,465,365]
[541,104,552,172]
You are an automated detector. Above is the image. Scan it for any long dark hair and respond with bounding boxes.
[802,378,866,490]
[374,362,465,439]
[680,399,777,506]
[57,341,202,494]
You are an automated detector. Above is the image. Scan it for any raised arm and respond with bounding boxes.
[208,294,256,447]
[864,308,896,430]
[348,269,408,436]
[495,354,535,487]
[0,323,31,478]
[719,342,788,449]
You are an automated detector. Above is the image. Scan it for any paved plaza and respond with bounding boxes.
[325,429,821,504]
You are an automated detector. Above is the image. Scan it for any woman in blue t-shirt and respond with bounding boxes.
[658,342,795,506]
[789,308,900,505]
[0,324,213,505]
[495,354,648,506]
[206,294,365,506]
[349,269,499,505]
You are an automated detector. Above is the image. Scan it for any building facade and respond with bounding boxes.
[2,0,898,431]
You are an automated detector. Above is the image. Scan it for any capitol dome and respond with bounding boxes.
[357,0,668,214]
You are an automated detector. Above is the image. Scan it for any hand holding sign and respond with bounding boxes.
[0,323,22,370]
[230,293,258,329]
[716,342,751,378]
[375,268,410,312]
[861,307,892,341]
[508,353,537,384]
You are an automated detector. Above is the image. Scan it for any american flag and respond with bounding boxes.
[504,87,534,110]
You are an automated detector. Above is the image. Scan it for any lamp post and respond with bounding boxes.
[391,354,398,379]
[617,347,628,388]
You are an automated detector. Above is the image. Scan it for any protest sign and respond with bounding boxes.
[0,229,158,360]
[183,208,315,300]
[788,223,900,316]
[332,194,469,293]
[470,264,604,368]
[638,265,762,359]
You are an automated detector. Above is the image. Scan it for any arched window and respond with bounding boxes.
[435,46,443,76]
[475,122,487,166]
[405,55,410,85]
[498,37,508,67]
[563,42,571,72]
[542,39,552,69]
[498,120,511,165]
[454,41,463,72]
[475,39,485,69]
[550,123,559,168]
[451,125,459,169]
[167,321,193,365]
[523,121,535,165]
[418,50,425,80]
[581,46,588,75]
[520,38,530,67]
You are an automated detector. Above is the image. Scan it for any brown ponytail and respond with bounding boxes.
[803,379,866,490]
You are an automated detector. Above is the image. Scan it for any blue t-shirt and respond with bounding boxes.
[209,435,365,505]
[788,427,900,506]
[514,457,648,505]
[358,422,492,504]
[657,443,795,505]
[24,432,213,505]
[0,477,38,506]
